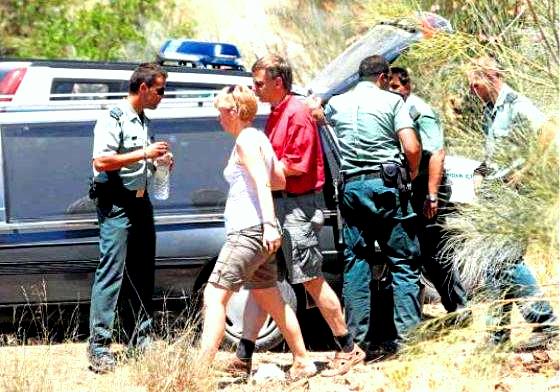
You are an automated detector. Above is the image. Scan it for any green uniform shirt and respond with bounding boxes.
[483,83,545,164]
[406,93,443,152]
[92,100,155,191]
[324,81,413,176]
[406,93,444,178]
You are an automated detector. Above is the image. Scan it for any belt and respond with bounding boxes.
[344,170,381,183]
[272,189,318,199]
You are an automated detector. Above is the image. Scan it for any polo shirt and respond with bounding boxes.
[482,83,545,163]
[92,100,155,191]
[265,94,325,194]
[406,93,444,178]
[324,81,413,176]
[406,93,443,153]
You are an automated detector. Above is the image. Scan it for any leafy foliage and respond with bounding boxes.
[0,0,196,61]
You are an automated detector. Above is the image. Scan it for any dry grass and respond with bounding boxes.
[0,302,557,391]
[132,324,218,392]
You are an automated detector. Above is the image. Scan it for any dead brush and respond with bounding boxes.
[132,320,218,392]
[0,346,53,392]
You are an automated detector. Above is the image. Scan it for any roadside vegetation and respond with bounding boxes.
[0,0,196,60]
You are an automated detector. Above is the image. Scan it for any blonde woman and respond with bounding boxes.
[198,85,317,380]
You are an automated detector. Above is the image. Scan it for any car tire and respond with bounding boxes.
[223,279,297,352]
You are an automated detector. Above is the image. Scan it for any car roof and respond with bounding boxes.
[0,58,250,77]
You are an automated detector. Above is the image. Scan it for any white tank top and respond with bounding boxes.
[223,127,275,233]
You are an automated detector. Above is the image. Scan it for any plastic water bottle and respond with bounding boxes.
[153,160,170,200]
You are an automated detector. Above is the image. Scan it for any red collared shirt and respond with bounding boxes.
[265,95,325,194]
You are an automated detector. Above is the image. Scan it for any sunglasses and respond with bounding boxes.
[155,86,165,96]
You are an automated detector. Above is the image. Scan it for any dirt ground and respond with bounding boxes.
[0,340,557,392]
[0,306,558,391]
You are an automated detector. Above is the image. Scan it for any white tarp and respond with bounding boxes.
[445,155,481,204]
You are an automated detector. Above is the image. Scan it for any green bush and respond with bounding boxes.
[0,0,196,61]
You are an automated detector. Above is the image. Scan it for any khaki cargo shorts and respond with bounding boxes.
[208,225,277,291]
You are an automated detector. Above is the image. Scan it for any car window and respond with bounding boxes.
[50,79,127,100]
[164,82,226,99]
[149,115,267,213]
[2,120,96,221]
[0,115,267,222]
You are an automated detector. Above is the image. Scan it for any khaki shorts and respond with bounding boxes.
[208,225,277,291]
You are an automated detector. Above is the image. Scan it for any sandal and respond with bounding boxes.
[287,361,318,382]
[321,344,365,377]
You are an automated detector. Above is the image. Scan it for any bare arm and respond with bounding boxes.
[425,148,445,219]
[269,154,286,191]
[93,142,169,172]
[277,160,304,177]
[397,127,421,180]
[237,138,282,254]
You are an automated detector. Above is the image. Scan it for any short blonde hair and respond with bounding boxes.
[469,56,503,80]
[214,85,258,122]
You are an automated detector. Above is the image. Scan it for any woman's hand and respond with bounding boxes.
[263,224,282,254]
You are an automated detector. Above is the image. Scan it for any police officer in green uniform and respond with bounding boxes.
[88,63,171,373]
[389,67,469,319]
[468,56,557,351]
[324,55,422,360]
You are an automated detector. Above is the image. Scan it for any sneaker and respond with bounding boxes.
[88,350,116,374]
[221,356,252,380]
[514,330,559,353]
[321,344,365,377]
[287,361,317,382]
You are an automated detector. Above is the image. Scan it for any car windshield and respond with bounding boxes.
[307,23,418,99]
[177,42,240,57]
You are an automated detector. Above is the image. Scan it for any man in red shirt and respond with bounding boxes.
[228,55,364,378]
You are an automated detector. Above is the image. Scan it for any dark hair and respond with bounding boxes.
[389,66,411,85]
[251,55,293,91]
[129,63,168,94]
[358,55,389,81]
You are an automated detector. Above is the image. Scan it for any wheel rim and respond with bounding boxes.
[225,288,278,340]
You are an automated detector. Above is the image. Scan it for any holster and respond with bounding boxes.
[380,162,412,193]
[88,177,98,200]
[88,171,124,202]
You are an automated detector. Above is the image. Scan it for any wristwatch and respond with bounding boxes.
[427,194,438,202]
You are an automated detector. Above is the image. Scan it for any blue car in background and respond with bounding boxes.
[157,39,245,71]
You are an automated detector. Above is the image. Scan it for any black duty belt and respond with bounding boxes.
[344,170,382,183]
[272,189,318,199]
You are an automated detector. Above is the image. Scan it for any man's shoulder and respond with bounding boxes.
[283,95,314,123]
[407,94,436,117]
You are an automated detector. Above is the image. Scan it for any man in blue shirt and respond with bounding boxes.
[324,55,422,360]
[468,56,557,351]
